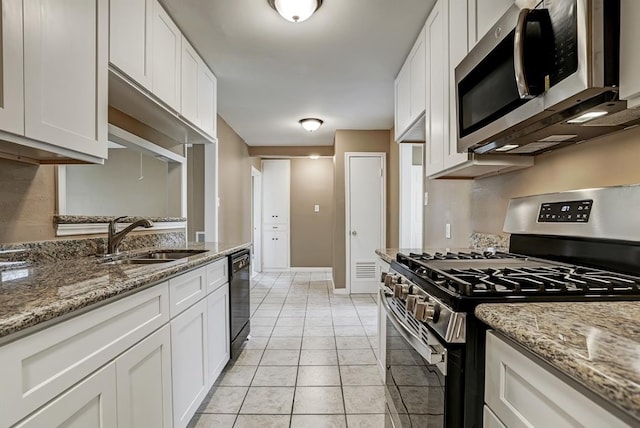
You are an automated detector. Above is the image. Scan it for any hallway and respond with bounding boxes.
[188,270,386,427]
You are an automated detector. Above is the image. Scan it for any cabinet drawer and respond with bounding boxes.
[0,282,169,428]
[169,267,206,317]
[485,331,630,428]
[206,257,228,294]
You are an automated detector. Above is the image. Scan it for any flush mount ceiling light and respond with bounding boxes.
[268,0,323,23]
[299,118,323,132]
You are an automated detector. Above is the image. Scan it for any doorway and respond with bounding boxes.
[345,153,386,294]
[251,166,262,276]
[399,144,423,248]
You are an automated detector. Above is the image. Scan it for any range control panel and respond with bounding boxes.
[538,199,593,223]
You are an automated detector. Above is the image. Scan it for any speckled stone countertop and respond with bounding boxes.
[0,242,250,344]
[476,302,640,423]
[54,215,187,224]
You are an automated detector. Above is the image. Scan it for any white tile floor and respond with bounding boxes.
[188,270,387,428]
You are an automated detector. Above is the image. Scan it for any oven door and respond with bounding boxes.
[380,290,448,428]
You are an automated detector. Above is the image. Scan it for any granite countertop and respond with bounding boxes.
[54,215,187,224]
[0,242,250,344]
[476,302,640,423]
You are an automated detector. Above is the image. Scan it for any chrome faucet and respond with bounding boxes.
[107,216,153,254]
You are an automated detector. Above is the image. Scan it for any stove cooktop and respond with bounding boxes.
[393,251,640,309]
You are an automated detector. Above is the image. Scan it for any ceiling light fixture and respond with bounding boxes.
[309,154,320,160]
[267,0,323,23]
[299,118,323,132]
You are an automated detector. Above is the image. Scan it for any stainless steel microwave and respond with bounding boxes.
[455,0,638,156]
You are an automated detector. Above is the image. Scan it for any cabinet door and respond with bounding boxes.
[116,325,173,428]
[181,36,200,126]
[198,62,217,138]
[0,0,23,136]
[109,0,153,90]
[262,159,290,225]
[152,0,181,111]
[409,26,426,123]
[14,363,117,428]
[445,0,471,169]
[23,0,108,160]
[207,283,230,386]
[467,0,514,48]
[425,0,447,176]
[171,299,209,428]
[620,0,640,108]
[263,230,289,269]
[394,63,411,140]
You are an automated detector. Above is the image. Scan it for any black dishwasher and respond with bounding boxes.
[229,249,250,359]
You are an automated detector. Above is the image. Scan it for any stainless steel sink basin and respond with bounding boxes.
[101,249,207,266]
[104,258,175,265]
[141,250,207,260]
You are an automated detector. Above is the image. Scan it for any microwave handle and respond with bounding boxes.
[514,8,535,99]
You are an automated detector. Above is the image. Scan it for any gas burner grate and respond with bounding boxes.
[437,265,640,296]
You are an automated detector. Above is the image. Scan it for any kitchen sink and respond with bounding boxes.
[105,258,175,265]
[101,249,207,266]
[142,250,207,260]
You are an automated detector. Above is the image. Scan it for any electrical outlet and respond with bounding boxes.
[445,223,451,239]
[424,192,429,206]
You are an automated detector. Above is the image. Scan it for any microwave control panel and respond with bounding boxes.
[538,199,593,223]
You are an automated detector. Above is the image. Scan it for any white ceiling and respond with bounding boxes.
[160,0,435,146]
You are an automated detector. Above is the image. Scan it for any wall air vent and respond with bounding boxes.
[355,261,377,279]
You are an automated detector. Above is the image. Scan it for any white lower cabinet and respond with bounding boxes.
[207,283,230,387]
[0,257,233,428]
[14,363,117,428]
[485,331,630,428]
[171,298,209,428]
[263,229,289,270]
[116,324,173,428]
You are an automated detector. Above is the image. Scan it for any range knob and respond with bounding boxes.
[393,283,410,299]
[384,273,397,288]
[413,301,441,323]
[406,294,423,312]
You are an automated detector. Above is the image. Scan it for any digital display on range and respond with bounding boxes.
[538,199,593,223]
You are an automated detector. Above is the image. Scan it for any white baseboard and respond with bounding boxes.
[289,267,332,272]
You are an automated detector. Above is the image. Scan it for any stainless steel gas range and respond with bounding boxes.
[380,185,640,428]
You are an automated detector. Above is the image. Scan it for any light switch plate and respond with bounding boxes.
[424,192,429,206]
[314,204,320,212]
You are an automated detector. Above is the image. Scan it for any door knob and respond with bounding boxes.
[351,230,357,236]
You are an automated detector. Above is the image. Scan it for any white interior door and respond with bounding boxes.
[251,167,262,275]
[346,153,385,294]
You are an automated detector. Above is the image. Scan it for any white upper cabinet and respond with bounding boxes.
[620,0,640,108]
[395,25,427,142]
[152,0,181,112]
[0,0,23,136]
[181,36,217,138]
[424,0,532,178]
[181,37,200,125]
[197,60,217,138]
[467,0,514,48]
[0,0,109,163]
[109,0,153,91]
[425,0,447,176]
[262,159,291,226]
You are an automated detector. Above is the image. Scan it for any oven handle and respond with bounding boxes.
[379,290,447,376]
[514,8,534,99]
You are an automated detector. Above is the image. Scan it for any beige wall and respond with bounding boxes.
[249,146,334,157]
[332,129,392,289]
[0,159,56,243]
[471,126,640,234]
[424,179,473,248]
[290,158,334,267]
[217,117,255,243]
[187,145,205,241]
